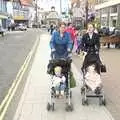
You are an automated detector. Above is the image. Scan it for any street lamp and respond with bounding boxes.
[60,0,62,15]
[85,0,88,29]
[35,0,38,27]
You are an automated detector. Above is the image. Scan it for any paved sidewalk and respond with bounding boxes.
[13,32,114,120]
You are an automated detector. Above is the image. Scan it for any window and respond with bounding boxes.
[110,16,117,27]
[0,0,7,12]
[101,17,107,26]
[111,5,117,13]
[101,8,108,14]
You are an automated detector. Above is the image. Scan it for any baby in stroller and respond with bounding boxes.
[81,50,106,105]
[47,58,73,111]
[52,66,66,97]
[84,63,102,94]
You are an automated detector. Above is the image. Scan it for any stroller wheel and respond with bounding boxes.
[82,98,88,105]
[82,98,85,105]
[52,103,55,111]
[99,97,102,106]
[70,91,72,98]
[99,97,106,106]
[102,99,106,106]
[47,103,51,111]
[65,103,73,112]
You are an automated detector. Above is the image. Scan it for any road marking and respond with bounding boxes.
[0,35,40,120]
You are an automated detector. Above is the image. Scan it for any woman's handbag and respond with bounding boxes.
[70,72,76,88]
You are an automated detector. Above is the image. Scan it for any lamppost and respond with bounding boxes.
[60,0,62,15]
[35,0,38,27]
[85,0,88,29]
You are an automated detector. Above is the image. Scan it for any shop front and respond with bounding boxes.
[0,14,8,28]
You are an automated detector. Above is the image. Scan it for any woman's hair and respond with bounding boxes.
[67,22,72,26]
[58,22,66,27]
[81,29,87,35]
[87,23,95,28]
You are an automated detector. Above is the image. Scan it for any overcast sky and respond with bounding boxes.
[38,0,70,14]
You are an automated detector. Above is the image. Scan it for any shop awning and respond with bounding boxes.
[13,16,27,20]
[0,14,8,19]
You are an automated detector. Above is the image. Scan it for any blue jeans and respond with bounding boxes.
[55,83,66,91]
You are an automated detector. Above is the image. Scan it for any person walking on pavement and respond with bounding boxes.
[81,23,102,72]
[65,23,77,51]
[50,22,72,59]
[0,25,4,37]
[50,24,54,35]
[76,31,83,55]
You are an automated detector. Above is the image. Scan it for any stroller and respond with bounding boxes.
[81,50,106,106]
[47,57,73,111]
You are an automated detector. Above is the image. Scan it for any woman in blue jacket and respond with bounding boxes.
[50,22,72,59]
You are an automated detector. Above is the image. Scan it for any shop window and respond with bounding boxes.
[112,20,117,27]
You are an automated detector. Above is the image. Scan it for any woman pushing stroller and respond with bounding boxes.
[47,22,73,111]
[80,23,106,105]
[81,23,102,73]
[50,22,72,59]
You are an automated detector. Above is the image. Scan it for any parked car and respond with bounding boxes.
[41,24,46,28]
[15,24,27,31]
[99,27,110,36]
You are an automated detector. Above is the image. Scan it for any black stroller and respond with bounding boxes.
[81,50,106,106]
[47,53,73,111]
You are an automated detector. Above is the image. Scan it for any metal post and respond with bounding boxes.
[35,0,38,27]
[117,4,120,27]
[60,0,62,15]
[85,0,88,29]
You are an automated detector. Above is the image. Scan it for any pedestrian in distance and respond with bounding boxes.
[0,25,5,37]
[50,24,54,35]
[76,31,83,55]
[65,22,77,51]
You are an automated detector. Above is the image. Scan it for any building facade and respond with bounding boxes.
[0,0,8,28]
[70,0,85,29]
[95,0,120,29]
[70,0,95,29]
[12,0,34,27]
[47,7,59,25]
[13,1,29,25]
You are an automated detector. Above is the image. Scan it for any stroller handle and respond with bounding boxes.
[51,51,72,60]
[49,58,72,64]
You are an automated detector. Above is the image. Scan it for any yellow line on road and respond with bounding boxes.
[0,36,40,120]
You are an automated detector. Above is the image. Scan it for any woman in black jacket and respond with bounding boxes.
[81,23,102,73]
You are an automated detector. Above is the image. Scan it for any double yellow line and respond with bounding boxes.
[0,36,40,120]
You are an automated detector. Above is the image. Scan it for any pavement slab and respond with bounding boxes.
[13,32,114,120]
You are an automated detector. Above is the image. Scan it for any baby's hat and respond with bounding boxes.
[54,66,62,73]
